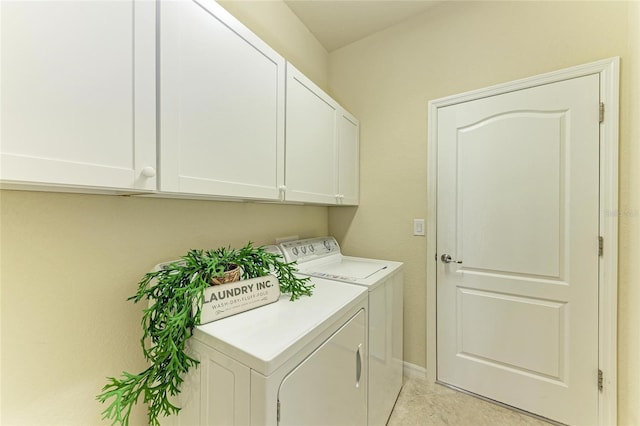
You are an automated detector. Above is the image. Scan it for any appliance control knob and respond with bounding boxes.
[292,247,299,256]
[323,240,332,250]
[300,246,307,254]
[309,245,315,253]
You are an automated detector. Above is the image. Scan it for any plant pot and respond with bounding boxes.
[211,264,241,285]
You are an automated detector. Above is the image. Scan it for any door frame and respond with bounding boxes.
[426,57,619,425]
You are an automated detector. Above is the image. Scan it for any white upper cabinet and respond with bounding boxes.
[0,0,156,191]
[159,0,285,200]
[337,109,360,205]
[0,0,358,204]
[285,63,359,205]
[285,63,339,204]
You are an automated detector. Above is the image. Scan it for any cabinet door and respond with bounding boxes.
[284,63,339,204]
[337,109,360,205]
[167,341,251,426]
[0,1,156,191]
[278,309,367,426]
[159,0,285,200]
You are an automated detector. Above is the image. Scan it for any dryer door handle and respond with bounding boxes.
[355,343,362,388]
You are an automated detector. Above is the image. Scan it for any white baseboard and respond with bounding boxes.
[403,361,427,380]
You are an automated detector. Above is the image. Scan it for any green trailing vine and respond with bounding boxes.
[97,242,313,426]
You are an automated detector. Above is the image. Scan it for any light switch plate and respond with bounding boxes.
[413,219,425,236]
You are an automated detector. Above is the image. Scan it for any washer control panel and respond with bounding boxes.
[279,237,340,263]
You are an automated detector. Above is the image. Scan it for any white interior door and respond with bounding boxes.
[436,74,600,425]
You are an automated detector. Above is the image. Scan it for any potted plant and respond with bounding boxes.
[97,242,313,426]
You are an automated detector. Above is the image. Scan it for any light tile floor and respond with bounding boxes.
[387,377,554,426]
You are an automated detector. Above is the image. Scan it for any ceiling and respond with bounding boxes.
[284,0,443,52]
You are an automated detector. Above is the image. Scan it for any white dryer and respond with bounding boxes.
[279,237,404,426]
[159,246,368,426]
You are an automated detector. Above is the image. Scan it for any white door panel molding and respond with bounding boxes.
[426,57,619,426]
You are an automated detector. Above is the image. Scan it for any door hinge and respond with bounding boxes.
[599,102,605,123]
[598,369,604,391]
[277,400,281,422]
[599,236,604,257]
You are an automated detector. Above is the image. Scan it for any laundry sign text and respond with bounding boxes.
[196,274,280,324]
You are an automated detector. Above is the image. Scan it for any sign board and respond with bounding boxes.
[196,274,281,324]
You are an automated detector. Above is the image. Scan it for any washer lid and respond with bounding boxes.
[306,258,388,281]
[192,277,367,376]
[298,256,403,288]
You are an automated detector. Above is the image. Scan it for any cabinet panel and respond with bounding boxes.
[160,0,285,200]
[284,63,339,204]
[0,0,156,191]
[168,341,251,426]
[369,273,404,425]
[337,110,360,205]
[278,309,367,426]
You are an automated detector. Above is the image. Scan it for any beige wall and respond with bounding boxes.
[0,2,329,424]
[619,1,640,423]
[328,1,639,424]
[218,0,329,90]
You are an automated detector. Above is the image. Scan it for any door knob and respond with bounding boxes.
[441,254,462,264]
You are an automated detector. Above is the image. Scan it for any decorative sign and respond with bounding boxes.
[196,274,281,324]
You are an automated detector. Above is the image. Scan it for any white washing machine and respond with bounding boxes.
[279,237,404,426]
[159,246,369,426]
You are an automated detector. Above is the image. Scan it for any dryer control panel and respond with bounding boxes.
[279,236,340,263]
